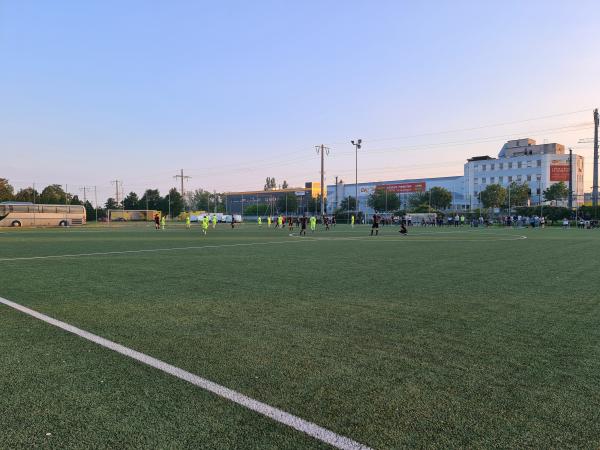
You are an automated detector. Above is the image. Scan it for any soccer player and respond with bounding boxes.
[288,216,294,231]
[310,215,316,232]
[154,213,160,230]
[212,215,217,229]
[160,215,166,230]
[300,215,307,236]
[201,215,209,235]
[267,216,272,228]
[258,216,262,226]
[231,215,236,229]
[370,214,379,236]
[277,215,283,229]
[399,223,408,235]
[351,215,355,228]
[323,215,330,231]
[185,214,191,229]
[332,216,336,227]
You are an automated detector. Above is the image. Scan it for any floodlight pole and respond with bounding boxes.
[593,108,599,215]
[351,139,362,220]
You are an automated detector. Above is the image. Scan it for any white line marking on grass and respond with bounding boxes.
[0,239,318,262]
[0,296,371,450]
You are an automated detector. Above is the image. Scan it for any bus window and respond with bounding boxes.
[42,205,57,213]
[55,206,68,214]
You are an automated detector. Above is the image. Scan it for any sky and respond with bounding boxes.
[1,0,598,204]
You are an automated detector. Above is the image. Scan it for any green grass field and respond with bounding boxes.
[1,223,599,449]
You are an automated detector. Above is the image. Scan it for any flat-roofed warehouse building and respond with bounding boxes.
[225,182,321,215]
[326,138,584,214]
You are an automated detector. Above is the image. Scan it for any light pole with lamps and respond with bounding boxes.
[351,139,362,221]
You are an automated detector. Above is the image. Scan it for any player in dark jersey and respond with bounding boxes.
[399,223,408,235]
[370,214,380,236]
[300,215,307,236]
[323,215,330,231]
[288,216,294,231]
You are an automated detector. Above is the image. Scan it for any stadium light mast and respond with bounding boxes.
[351,139,362,219]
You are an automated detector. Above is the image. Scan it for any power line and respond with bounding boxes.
[325,107,594,145]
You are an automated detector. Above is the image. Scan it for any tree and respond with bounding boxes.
[40,184,67,204]
[0,178,14,202]
[367,188,400,212]
[140,189,161,210]
[543,182,569,206]
[83,200,96,221]
[408,192,429,209]
[339,196,357,211]
[14,187,38,203]
[506,182,530,207]
[429,187,452,209]
[105,197,119,210]
[306,195,327,214]
[480,184,507,209]
[244,204,271,216]
[277,192,298,214]
[160,188,184,217]
[70,195,82,205]
[123,192,140,210]
[264,177,276,191]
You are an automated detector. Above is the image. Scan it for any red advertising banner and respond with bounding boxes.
[550,162,570,182]
[376,182,426,193]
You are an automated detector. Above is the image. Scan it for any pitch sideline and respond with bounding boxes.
[0,295,371,450]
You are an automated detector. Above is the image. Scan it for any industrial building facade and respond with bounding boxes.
[224,182,321,215]
[326,138,584,215]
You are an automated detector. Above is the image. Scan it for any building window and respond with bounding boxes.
[508,162,513,169]
[481,177,486,184]
[508,176,513,182]
[517,161,522,168]
[474,178,479,184]
[536,188,541,195]
[499,176,504,183]
[499,163,504,170]
[536,174,541,181]
[482,164,486,171]
[527,160,532,168]
[517,175,522,182]
[474,165,479,171]
[537,159,542,167]
[527,175,532,181]
[490,177,495,183]
[491,164,495,170]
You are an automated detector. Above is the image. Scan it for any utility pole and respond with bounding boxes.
[351,139,362,219]
[315,145,329,216]
[594,108,599,212]
[174,169,191,198]
[568,148,573,210]
[110,180,121,205]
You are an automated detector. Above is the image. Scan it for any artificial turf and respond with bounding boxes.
[1,223,599,449]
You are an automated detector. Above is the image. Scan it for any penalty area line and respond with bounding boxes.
[0,296,371,450]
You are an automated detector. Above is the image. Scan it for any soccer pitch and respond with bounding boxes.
[1,224,599,449]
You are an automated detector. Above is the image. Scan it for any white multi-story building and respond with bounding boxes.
[326,138,584,214]
[464,139,584,209]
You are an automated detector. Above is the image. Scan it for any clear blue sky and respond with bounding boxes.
[1,0,598,202]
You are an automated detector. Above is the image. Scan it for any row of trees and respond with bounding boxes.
[478,181,569,209]
[0,178,229,220]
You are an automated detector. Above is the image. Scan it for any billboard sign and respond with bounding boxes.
[550,160,570,182]
[376,182,426,193]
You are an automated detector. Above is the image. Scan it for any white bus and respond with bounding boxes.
[0,202,86,227]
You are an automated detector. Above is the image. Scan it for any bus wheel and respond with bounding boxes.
[59,220,68,227]
[11,220,22,227]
